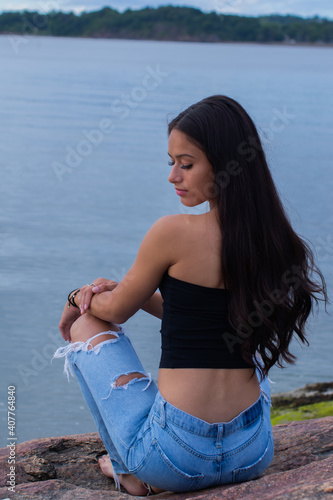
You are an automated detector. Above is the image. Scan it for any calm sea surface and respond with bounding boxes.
[0,35,332,446]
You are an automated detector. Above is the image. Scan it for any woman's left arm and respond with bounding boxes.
[58,301,81,341]
[75,216,176,323]
[141,291,163,320]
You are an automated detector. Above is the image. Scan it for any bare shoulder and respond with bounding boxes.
[154,212,217,234]
[149,214,195,240]
[134,215,190,272]
[150,214,217,256]
[155,212,222,284]
[150,214,190,232]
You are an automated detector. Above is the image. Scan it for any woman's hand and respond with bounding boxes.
[59,279,118,341]
[75,278,119,315]
[58,302,81,342]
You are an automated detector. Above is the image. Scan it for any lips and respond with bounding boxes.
[175,188,187,196]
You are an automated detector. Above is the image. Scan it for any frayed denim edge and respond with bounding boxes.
[102,372,153,400]
[52,330,121,381]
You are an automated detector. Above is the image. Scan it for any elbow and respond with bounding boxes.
[109,311,130,324]
[105,304,132,324]
[97,308,128,324]
[108,300,137,324]
[91,293,131,324]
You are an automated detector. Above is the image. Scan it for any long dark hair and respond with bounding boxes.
[168,95,328,377]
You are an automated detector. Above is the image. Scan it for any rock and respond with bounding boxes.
[0,417,332,500]
[271,381,333,408]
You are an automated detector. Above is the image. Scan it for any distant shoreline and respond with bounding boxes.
[1,7,332,46]
[1,33,332,48]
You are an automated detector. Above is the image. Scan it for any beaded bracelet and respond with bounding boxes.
[67,288,80,308]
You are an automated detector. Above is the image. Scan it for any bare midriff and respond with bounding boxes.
[158,368,260,423]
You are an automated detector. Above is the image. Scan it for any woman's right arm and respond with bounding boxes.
[77,216,177,323]
[88,284,163,319]
[60,280,163,342]
[90,279,164,319]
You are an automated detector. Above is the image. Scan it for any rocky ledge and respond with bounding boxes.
[0,416,332,500]
[271,381,333,408]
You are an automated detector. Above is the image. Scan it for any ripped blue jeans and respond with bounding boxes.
[54,327,274,493]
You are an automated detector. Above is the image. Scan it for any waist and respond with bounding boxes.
[157,368,260,424]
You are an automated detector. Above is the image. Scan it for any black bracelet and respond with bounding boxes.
[67,288,80,308]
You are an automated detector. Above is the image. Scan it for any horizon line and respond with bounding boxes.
[0,5,332,22]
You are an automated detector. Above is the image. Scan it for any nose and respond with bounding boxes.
[168,164,182,184]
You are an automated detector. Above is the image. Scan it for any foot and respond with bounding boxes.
[98,454,153,496]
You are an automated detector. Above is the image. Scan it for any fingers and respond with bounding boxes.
[73,279,119,314]
[92,283,110,293]
[58,303,80,342]
[89,278,110,293]
[92,279,119,294]
[91,277,105,286]
[59,322,71,342]
[77,285,94,315]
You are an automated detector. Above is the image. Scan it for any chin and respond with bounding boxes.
[180,198,204,208]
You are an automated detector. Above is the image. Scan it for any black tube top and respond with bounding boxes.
[159,272,251,369]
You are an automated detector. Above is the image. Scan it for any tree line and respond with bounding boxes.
[0,6,332,44]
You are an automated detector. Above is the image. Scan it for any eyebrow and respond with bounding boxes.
[168,153,196,159]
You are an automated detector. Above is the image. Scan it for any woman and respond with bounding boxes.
[55,95,327,495]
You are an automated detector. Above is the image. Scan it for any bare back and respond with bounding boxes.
[158,209,260,423]
[168,209,224,288]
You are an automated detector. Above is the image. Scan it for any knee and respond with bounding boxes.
[70,313,119,345]
[115,373,147,387]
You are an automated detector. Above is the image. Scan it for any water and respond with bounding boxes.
[0,36,332,447]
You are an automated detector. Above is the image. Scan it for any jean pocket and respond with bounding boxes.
[232,431,274,483]
[134,441,205,492]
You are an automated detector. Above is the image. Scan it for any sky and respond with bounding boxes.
[0,0,333,19]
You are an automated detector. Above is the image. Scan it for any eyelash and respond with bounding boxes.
[168,161,193,169]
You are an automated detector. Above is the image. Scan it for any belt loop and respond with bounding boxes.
[159,399,166,428]
[216,424,223,447]
[260,388,271,405]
